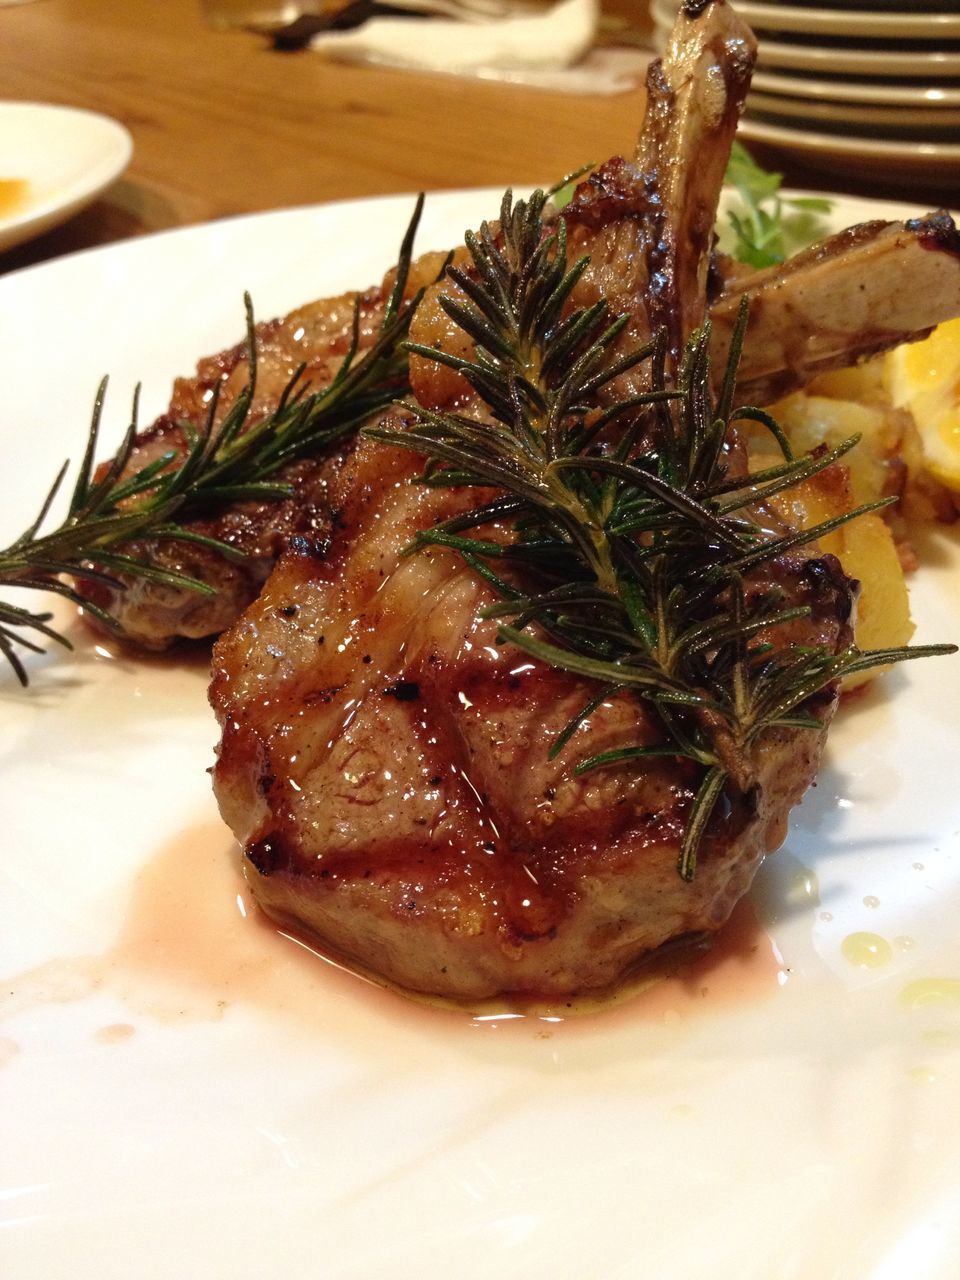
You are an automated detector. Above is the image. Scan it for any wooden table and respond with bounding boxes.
[0,0,955,280]
[0,0,651,276]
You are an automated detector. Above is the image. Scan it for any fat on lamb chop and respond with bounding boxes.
[207,0,866,1001]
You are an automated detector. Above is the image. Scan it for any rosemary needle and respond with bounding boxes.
[0,196,425,686]
[369,187,957,880]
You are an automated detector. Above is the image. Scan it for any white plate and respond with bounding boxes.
[795,0,960,10]
[652,0,960,39]
[757,37,960,78]
[752,66,960,107]
[739,114,960,187]
[0,101,132,253]
[748,89,960,131]
[2,190,960,1280]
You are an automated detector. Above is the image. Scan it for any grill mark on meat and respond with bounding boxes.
[383,680,422,702]
[247,833,289,877]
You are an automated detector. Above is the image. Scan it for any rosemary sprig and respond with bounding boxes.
[722,142,833,269]
[369,187,956,880]
[0,197,425,686]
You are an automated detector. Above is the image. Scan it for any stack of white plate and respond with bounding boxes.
[650,0,960,190]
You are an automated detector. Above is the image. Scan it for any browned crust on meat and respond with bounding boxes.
[77,282,395,648]
[209,434,854,1000]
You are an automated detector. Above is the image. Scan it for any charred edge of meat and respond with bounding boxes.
[907,210,960,255]
[288,532,332,561]
[801,551,857,626]
[561,156,656,232]
[706,251,732,305]
[215,317,284,379]
[247,831,291,877]
[383,680,422,702]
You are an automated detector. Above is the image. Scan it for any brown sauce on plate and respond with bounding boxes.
[2,821,788,1046]
[108,821,788,1031]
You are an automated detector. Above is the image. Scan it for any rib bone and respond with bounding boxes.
[715,212,960,404]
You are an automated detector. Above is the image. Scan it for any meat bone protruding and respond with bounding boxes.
[562,4,960,406]
[561,0,757,393]
[712,212,960,405]
[637,0,757,373]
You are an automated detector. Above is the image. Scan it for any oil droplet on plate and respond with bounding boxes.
[907,1065,937,1085]
[94,1023,136,1045]
[899,978,960,1010]
[787,868,819,908]
[923,1028,959,1046]
[862,895,880,909]
[841,932,893,969]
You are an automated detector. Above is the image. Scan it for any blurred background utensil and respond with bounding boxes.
[200,0,516,33]
[199,0,304,30]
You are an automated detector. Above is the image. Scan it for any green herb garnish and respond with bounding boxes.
[722,142,833,269]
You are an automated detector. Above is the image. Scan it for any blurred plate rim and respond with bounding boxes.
[651,0,960,40]
[756,37,960,78]
[747,88,960,128]
[738,112,960,190]
[750,66,960,107]
[0,101,132,254]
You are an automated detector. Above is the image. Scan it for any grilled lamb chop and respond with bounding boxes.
[210,429,853,999]
[77,246,450,650]
[208,0,861,1000]
[78,285,394,649]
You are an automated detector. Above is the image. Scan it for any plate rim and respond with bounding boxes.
[0,182,933,297]
[739,113,960,164]
[0,99,133,253]
[749,66,960,106]
[747,88,960,127]
[652,0,960,39]
[756,36,960,77]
